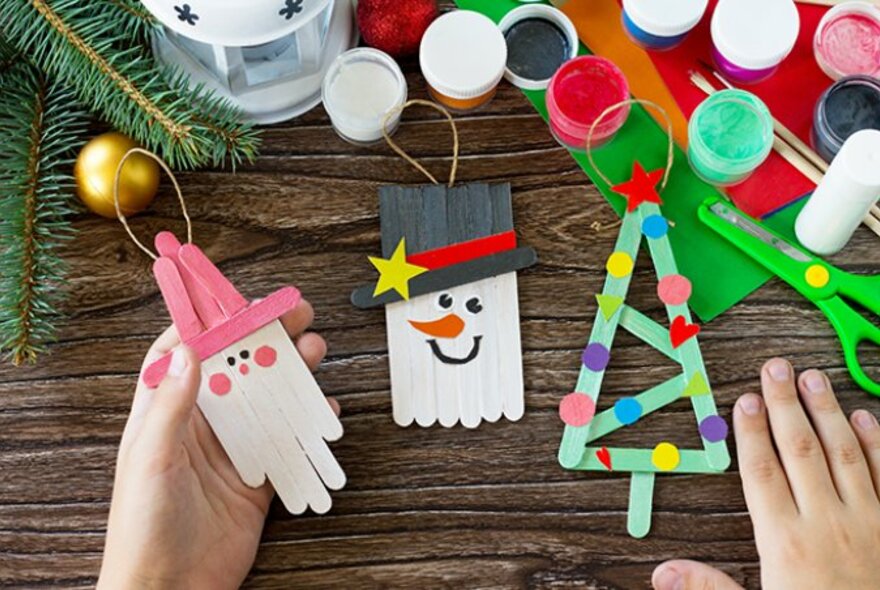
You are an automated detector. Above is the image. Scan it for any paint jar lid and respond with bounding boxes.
[839,130,880,188]
[711,0,800,70]
[814,1,880,80]
[420,10,507,100]
[321,48,407,143]
[622,0,708,37]
[498,4,578,90]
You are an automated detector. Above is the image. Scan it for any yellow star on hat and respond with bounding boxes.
[368,238,428,301]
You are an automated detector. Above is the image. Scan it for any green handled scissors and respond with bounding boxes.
[699,197,880,397]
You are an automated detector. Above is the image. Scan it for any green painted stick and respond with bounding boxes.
[576,447,724,473]
[628,472,655,538]
[583,375,685,443]
[619,305,679,362]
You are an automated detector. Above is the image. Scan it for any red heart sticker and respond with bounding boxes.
[670,315,700,349]
[596,447,612,471]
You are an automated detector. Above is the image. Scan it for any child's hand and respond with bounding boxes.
[97,300,337,590]
[652,358,880,590]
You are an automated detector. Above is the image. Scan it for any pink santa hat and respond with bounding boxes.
[142,231,300,388]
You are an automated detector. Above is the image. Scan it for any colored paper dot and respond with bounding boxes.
[699,415,729,443]
[606,252,634,278]
[209,373,231,396]
[657,274,692,306]
[614,397,643,425]
[582,342,610,371]
[255,345,277,367]
[651,442,680,471]
[642,214,669,239]
[559,392,596,427]
[805,264,830,288]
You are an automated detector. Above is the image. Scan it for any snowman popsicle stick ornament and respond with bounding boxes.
[116,149,345,515]
[352,101,537,428]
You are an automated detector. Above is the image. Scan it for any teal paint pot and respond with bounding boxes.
[687,89,774,186]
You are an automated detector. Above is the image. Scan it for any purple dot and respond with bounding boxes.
[582,343,610,372]
[699,415,729,443]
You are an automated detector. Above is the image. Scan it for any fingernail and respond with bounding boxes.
[766,359,791,382]
[803,370,827,395]
[168,347,188,377]
[855,410,878,431]
[653,565,682,590]
[739,394,762,416]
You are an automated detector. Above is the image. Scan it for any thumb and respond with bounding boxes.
[652,560,745,590]
[142,345,201,444]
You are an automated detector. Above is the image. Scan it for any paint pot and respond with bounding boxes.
[711,0,800,84]
[322,48,407,145]
[687,89,774,186]
[796,130,880,255]
[498,4,578,90]
[545,56,630,152]
[420,10,507,112]
[814,1,880,80]
[621,0,709,51]
[812,75,880,162]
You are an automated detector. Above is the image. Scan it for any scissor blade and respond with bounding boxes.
[708,202,811,263]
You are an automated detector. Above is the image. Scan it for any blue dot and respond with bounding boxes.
[614,397,642,425]
[642,215,668,239]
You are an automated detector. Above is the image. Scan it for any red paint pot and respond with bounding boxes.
[545,56,630,151]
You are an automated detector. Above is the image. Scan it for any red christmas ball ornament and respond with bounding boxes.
[357,0,438,58]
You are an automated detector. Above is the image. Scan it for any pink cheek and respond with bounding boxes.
[255,345,277,368]
[239,363,250,376]
[209,373,231,396]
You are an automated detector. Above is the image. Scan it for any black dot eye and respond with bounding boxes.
[226,356,236,366]
[438,293,453,309]
[466,297,483,314]
[240,350,249,360]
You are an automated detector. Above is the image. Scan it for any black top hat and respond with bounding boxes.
[351,182,537,309]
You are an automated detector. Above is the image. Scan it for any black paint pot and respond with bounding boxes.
[498,4,578,90]
[813,75,880,162]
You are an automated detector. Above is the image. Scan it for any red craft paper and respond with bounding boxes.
[643,0,833,217]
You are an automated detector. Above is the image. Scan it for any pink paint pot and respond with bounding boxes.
[711,0,800,84]
[545,56,630,152]
[814,1,880,81]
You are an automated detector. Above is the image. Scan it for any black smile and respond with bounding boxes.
[427,336,483,365]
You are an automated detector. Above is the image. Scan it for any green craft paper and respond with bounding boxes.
[454,0,807,321]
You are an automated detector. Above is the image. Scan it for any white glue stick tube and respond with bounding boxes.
[795,129,880,255]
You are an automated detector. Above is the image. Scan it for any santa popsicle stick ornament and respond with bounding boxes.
[352,101,537,428]
[114,149,345,515]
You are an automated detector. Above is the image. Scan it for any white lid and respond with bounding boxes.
[498,4,578,90]
[841,129,880,188]
[140,0,331,47]
[622,0,709,37]
[711,0,800,70]
[420,10,508,100]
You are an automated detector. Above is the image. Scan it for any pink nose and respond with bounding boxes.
[239,363,250,375]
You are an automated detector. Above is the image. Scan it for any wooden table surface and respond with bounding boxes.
[3,54,880,589]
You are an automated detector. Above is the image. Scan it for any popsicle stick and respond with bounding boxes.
[179,243,248,317]
[477,277,504,423]
[576,447,723,473]
[410,302,440,429]
[618,305,679,362]
[153,257,203,341]
[385,302,417,427]
[498,272,526,422]
[197,356,268,488]
[239,324,346,491]
[628,473,655,538]
[582,375,686,443]
[155,231,225,329]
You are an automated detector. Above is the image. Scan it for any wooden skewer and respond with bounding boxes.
[690,70,880,238]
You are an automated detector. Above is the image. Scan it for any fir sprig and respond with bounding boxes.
[0,62,87,365]
[0,0,260,169]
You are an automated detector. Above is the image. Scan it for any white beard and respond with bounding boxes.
[384,273,526,428]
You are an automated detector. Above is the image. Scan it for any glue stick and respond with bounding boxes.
[795,129,880,255]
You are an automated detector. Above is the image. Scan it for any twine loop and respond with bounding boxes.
[381,99,459,187]
[113,147,192,260]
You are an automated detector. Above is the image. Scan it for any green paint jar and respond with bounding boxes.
[687,89,774,186]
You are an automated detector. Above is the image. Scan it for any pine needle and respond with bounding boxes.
[0,62,88,365]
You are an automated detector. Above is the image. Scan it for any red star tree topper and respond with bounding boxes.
[611,162,664,212]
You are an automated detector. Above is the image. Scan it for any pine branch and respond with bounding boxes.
[0,62,87,365]
[0,0,260,169]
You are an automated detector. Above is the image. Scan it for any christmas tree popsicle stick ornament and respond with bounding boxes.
[115,149,345,515]
[557,101,730,538]
[352,100,537,428]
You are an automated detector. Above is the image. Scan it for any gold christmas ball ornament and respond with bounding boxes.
[74,132,160,218]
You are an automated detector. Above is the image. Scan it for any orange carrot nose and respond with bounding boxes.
[409,314,465,338]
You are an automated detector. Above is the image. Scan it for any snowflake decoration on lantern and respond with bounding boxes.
[174,4,199,25]
[279,0,304,20]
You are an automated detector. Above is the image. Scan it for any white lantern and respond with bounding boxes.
[140,0,356,123]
